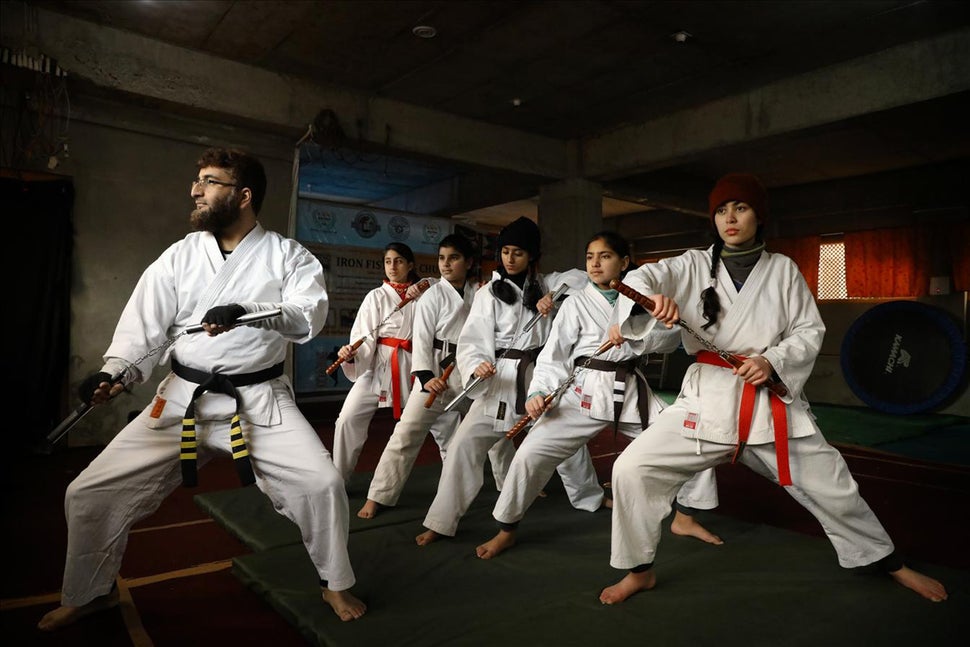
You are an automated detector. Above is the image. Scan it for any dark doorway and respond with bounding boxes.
[3,172,74,454]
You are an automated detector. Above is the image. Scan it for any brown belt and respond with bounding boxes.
[574,356,650,430]
[496,346,542,414]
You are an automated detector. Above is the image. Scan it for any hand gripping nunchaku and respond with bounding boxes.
[323,279,431,376]
[443,282,570,414]
[610,279,789,399]
[505,338,614,440]
[45,308,284,450]
[424,360,455,408]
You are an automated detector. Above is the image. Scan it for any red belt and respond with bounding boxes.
[695,351,792,486]
[378,337,413,419]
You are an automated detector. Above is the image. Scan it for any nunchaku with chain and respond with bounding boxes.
[505,338,614,440]
[45,308,284,449]
[324,279,432,376]
[610,279,789,398]
[442,282,570,413]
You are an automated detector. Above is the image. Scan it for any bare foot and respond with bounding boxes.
[889,566,948,602]
[415,529,442,546]
[670,511,723,545]
[322,587,367,621]
[357,499,383,519]
[476,530,516,559]
[601,482,612,509]
[537,490,547,498]
[599,569,657,605]
[38,587,120,631]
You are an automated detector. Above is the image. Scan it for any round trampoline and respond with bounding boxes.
[840,301,967,414]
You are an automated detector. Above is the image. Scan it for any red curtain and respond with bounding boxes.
[950,220,970,293]
[768,236,820,296]
[844,226,931,297]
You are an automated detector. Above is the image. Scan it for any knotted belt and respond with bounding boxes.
[574,355,651,431]
[695,351,792,486]
[433,337,457,356]
[377,336,413,419]
[172,358,284,488]
[496,346,543,414]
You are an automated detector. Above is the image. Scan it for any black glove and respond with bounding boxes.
[202,304,245,327]
[78,371,112,403]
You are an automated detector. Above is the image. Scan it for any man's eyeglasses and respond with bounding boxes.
[191,177,238,189]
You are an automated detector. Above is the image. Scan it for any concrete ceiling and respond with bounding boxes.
[13,0,970,246]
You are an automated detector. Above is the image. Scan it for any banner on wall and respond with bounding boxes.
[296,197,452,255]
[292,199,452,396]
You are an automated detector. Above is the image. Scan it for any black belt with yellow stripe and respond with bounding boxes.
[172,358,284,488]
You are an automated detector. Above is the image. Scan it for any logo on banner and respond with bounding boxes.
[311,208,336,232]
[351,211,380,238]
[388,216,411,241]
[423,222,442,243]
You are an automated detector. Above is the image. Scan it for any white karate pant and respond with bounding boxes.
[609,414,895,571]
[492,386,717,526]
[366,381,514,506]
[59,379,355,607]
[422,394,603,537]
[332,371,453,482]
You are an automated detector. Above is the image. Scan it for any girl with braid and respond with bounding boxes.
[600,173,947,604]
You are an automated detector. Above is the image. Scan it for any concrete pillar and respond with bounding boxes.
[537,178,603,273]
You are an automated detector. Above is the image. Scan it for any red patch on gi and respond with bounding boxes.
[683,412,698,430]
[150,397,166,419]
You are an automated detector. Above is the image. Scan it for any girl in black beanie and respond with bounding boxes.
[416,216,597,545]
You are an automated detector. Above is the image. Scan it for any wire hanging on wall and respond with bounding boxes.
[298,108,388,170]
[1,46,71,170]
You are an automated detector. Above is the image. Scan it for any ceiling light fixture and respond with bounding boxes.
[511,98,522,107]
[412,25,437,39]
[671,30,692,43]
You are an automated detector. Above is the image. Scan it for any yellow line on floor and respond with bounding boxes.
[117,577,154,647]
[0,592,61,610]
[1,560,234,610]
[590,451,622,459]
[124,560,234,588]
[130,518,215,534]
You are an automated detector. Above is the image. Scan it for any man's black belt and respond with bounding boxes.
[172,359,284,488]
[574,355,650,430]
[171,359,284,386]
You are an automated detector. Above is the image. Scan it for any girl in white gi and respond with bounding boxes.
[357,234,513,519]
[39,148,365,630]
[477,231,721,559]
[332,242,450,482]
[599,173,948,604]
[416,216,595,546]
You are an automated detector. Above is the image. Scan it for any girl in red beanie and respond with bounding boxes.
[599,173,947,604]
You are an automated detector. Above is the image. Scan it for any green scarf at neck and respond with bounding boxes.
[721,241,766,286]
[593,282,619,305]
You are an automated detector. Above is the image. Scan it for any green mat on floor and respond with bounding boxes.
[196,465,969,647]
[194,462,502,548]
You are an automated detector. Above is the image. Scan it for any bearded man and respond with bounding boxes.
[39,148,367,631]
